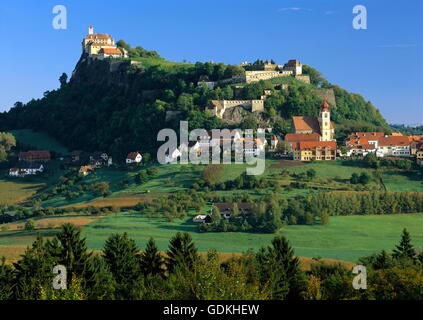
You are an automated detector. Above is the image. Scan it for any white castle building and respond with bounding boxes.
[82,25,127,59]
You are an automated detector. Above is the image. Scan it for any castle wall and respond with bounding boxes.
[245,70,293,83]
[294,75,310,84]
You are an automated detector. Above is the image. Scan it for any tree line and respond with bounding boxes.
[0,224,422,300]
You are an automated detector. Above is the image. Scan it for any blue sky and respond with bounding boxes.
[0,0,422,125]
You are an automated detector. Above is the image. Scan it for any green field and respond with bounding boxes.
[8,129,69,154]
[0,180,45,205]
[1,211,422,262]
[78,212,423,262]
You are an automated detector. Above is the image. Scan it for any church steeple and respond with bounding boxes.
[319,100,332,141]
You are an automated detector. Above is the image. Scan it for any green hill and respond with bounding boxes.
[0,47,391,158]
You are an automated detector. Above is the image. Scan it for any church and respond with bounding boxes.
[285,101,337,161]
[291,101,335,141]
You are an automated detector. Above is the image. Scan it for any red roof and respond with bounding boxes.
[321,100,330,111]
[99,47,123,55]
[85,34,113,40]
[378,136,410,147]
[19,150,51,161]
[294,141,337,150]
[348,132,384,139]
[126,152,141,160]
[292,116,334,133]
[285,133,320,142]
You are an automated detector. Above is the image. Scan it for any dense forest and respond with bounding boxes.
[0,42,391,160]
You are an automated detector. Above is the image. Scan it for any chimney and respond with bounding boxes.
[88,25,94,35]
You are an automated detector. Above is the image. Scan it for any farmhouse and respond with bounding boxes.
[79,165,94,176]
[16,163,45,176]
[126,152,142,164]
[213,203,253,219]
[192,214,212,224]
[18,150,51,162]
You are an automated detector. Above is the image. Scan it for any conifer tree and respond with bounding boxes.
[84,255,116,300]
[47,223,92,284]
[140,238,165,277]
[392,229,416,262]
[166,232,198,273]
[256,236,305,300]
[103,233,141,299]
[373,250,393,269]
[13,237,57,299]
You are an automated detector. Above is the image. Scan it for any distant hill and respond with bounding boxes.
[0,47,391,158]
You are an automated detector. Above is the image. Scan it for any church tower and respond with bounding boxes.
[88,25,94,35]
[319,101,332,141]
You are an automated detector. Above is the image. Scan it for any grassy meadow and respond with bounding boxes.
[1,153,422,264]
[2,211,423,263]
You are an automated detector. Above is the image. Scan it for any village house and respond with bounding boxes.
[165,148,182,164]
[292,141,337,161]
[192,214,213,224]
[416,145,423,166]
[79,165,94,176]
[345,143,378,157]
[343,133,416,158]
[375,136,411,157]
[284,133,321,148]
[10,163,45,176]
[18,150,51,162]
[409,136,423,156]
[90,152,112,167]
[212,203,253,219]
[126,152,143,164]
[345,132,384,149]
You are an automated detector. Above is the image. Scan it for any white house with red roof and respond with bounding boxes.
[126,152,143,164]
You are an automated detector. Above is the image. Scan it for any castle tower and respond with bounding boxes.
[319,101,332,141]
[88,25,94,35]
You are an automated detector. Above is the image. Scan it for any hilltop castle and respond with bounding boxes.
[82,25,127,59]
